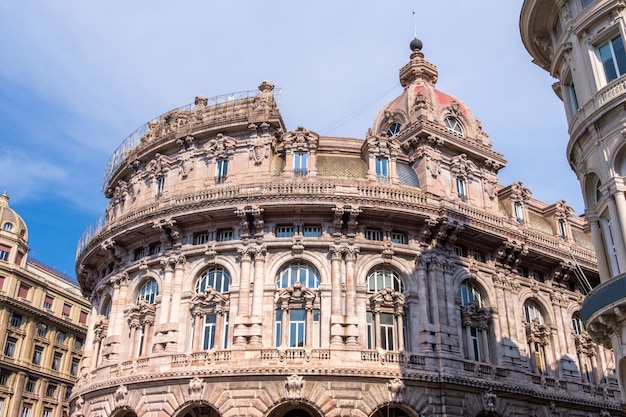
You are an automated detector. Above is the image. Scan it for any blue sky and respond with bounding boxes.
[0,1,580,278]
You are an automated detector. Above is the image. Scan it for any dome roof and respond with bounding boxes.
[0,192,28,242]
[372,40,491,147]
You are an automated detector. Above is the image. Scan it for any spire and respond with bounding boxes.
[399,37,438,88]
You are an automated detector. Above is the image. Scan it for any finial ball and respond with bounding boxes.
[410,38,423,52]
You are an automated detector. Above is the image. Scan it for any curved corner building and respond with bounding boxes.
[521,0,626,409]
[72,40,621,417]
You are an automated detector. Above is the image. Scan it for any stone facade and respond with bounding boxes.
[0,192,90,417]
[73,41,620,417]
[521,0,626,411]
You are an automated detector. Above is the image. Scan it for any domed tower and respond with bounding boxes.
[521,0,626,408]
[73,40,610,417]
[0,191,29,266]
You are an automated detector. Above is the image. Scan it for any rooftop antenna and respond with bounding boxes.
[412,10,417,39]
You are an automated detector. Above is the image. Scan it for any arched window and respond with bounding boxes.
[572,312,584,335]
[458,280,492,363]
[2,222,12,232]
[191,267,231,350]
[136,279,158,304]
[276,263,320,289]
[458,281,483,307]
[386,122,401,138]
[275,263,321,348]
[523,299,549,375]
[367,268,404,293]
[444,116,464,136]
[101,296,112,319]
[195,267,230,293]
[366,267,406,351]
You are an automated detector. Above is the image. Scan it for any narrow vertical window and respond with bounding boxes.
[294,152,308,177]
[155,177,165,197]
[456,178,467,201]
[375,157,388,182]
[514,202,524,224]
[558,219,567,239]
[215,159,228,184]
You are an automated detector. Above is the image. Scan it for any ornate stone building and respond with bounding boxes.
[521,0,626,411]
[73,39,620,416]
[0,192,90,417]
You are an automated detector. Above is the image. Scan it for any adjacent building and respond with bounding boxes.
[0,192,90,417]
[72,38,620,417]
[521,0,626,411]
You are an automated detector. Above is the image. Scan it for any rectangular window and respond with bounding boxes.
[43,295,54,309]
[74,337,84,350]
[10,312,22,328]
[25,377,37,393]
[456,178,467,201]
[375,157,388,181]
[364,229,382,241]
[203,313,217,350]
[0,371,9,385]
[391,232,407,244]
[21,405,32,417]
[217,230,234,242]
[380,313,395,351]
[0,250,8,262]
[566,82,579,115]
[52,352,62,371]
[17,283,30,299]
[194,233,210,245]
[42,409,52,417]
[32,346,43,365]
[56,331,67,344]
[472,251,485,263]
[470,326,482,362]
[149,243,161,255]
[293,152,308,177]
[276,226,295,238]
[155,176,165,197]
[514,202,524,224]
[303,225,322,237]
[453,246,465,257]
[70,358,80,376]
[136,325,145,357]
[62,303,71,318]
[598,35,626,83]
[133,247,145,261]
[366,312,374,349]
[215,160,228,184]
[289,309,306,347]
[4,337,16,357]
[558,219,568,239]
[37,323,48,338]
[79,311,88,324]
[0,275,4,291]
[45,383,57,398]
[275,310,282,347]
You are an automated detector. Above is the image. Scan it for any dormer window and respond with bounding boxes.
[444,116,464,136]
[386,122,401,138]
[514,202,524,224]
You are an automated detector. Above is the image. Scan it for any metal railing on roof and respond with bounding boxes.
[101,88,278,191]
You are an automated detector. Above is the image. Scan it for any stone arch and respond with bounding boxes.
[370,403,419,417]
[265,250,331,286]
[128,270,161,304]
[110,407,138,417]
[172,400,221,417]
[582,172,602,207]
[265,399,323,417]
[611,142,626,177]
[450,267,495,309]
[355,255,413,292]
[185,256,238,292]
[517,290,556,326]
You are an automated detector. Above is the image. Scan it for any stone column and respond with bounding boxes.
[344,246,358,346]
[8,371,26,417]
[281,307,289,347]
[305,306,313,348]
[613,189,626,256]
[588,216,612,281]
[606,196,626,268]
[81,302,99,371]
[159,259,175,325]
[251,246,266,318]
[480,324,491,363]
[113,274,129,337]
[192,312,204,351]
[238,246,253,317]
[169,255,186,322]
[330,246,343,316]
[143,319,154,356]
[395,312,405,351]
[215,312,225,349]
